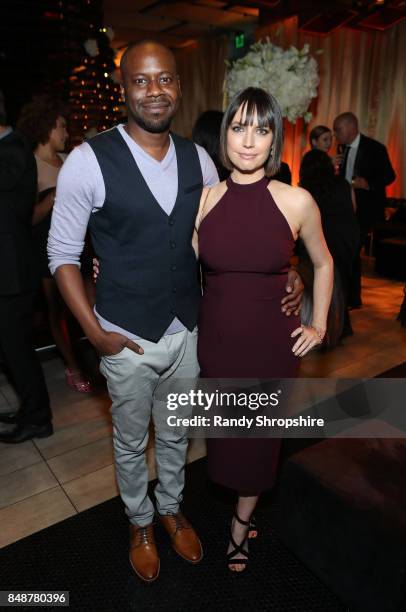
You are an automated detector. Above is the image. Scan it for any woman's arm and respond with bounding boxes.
[32,189,55,225]
[291,189,333,356]
[299,191,334,332]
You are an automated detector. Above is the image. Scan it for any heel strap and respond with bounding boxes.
[233,511,250,527]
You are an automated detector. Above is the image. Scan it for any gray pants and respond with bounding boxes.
[100,327,199,527]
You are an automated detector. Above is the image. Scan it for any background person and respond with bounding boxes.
[0,92,52,443]
[17,96,93,392]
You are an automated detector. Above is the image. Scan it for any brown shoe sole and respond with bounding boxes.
[129,554,160,583]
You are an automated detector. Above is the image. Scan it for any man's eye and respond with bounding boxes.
[134,78,147,85]
[160,77,172,84]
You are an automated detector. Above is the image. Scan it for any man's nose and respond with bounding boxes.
[146,78,163,97]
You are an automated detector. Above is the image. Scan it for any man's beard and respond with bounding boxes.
[129,99,178,134]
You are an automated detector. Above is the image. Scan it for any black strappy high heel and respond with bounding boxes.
[227,511,251,570]
[248,515,258,539]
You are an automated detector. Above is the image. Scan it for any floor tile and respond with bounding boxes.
[34,417,112,460]
[0,487,76,549]
[47,437,114,484]
[0,441,43,477]
[0,462,58,509]
[62,464,119,512]
[50,393,111,429]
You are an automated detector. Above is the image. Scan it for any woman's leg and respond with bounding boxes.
[228,494,259,572]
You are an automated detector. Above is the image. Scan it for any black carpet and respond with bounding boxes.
[0,459,345,612]
[376,361,406,378]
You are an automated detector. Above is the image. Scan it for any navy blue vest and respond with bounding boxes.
[88,127,203,342]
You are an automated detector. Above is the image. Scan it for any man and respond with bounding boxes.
[48,41,303,582]
[0,93,52,443]
[333,112,396,306]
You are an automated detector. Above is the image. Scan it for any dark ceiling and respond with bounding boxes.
[103,0,406,50]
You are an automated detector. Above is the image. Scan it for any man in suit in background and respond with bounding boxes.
[333,112,396,306]
[0,92,52,443]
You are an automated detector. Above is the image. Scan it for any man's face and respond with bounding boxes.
[121,45,181,133]
[334,119,353,145]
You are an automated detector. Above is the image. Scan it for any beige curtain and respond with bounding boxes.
[255,17,406,196]
[171,37,228,139]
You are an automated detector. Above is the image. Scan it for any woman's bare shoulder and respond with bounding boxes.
[270,180,314,208]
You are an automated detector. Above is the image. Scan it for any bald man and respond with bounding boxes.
[48,41,303,581]
[333,112,395,306]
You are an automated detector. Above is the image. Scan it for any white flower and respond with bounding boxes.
[225,41,319,123]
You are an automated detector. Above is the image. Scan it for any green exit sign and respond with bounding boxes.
[235,33,245,49]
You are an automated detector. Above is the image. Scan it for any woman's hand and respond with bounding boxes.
[291,325,325,357]
[93,257,100,282]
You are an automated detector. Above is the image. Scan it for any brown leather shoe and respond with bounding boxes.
[159,512,203,563]
[129,523,160,582]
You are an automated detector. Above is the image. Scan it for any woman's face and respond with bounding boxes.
[49,116,68,151]
[313,131,332,153]
[226,104,273,173]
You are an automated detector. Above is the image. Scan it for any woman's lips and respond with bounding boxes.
[238,153,257,160]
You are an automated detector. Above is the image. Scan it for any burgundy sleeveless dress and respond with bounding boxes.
[198,175,301,494]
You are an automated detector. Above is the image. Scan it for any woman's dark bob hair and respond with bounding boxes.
[219,87,283,177]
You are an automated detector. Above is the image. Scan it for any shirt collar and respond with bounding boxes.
[349,132,360,148]
[0,126,12,140]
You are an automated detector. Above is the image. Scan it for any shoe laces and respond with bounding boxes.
[134,524,154,547]
[167,512,190,534]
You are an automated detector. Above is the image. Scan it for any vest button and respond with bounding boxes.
[172,287,177,293]
[170,241,176,249]
[168,219,174,226]
[170,265,177,271]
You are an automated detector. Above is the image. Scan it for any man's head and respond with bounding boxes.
[120,40,181,134]
[333,112,359,145]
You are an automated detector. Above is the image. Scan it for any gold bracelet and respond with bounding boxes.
[310,325,326,343]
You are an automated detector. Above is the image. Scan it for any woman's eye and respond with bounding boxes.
[231,126,244,132]
[257,128,269,135]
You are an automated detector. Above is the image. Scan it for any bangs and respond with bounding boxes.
[234,96,274,130]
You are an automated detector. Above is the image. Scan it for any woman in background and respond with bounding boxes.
[299,149,359,341]
[18,96,93,392]
[309,125,333,153]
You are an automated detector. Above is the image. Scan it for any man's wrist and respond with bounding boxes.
[87,326,106,346]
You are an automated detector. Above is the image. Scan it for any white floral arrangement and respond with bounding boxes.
[225,39,319,123]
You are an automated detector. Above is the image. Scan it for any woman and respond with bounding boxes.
[17,96,92,392]
[299,149,360,341]
[309,124,332,153]
[194,88,333,572]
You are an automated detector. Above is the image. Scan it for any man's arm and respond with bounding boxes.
[48,145,143,356]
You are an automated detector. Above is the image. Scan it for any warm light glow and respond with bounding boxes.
[114,49,125,68]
